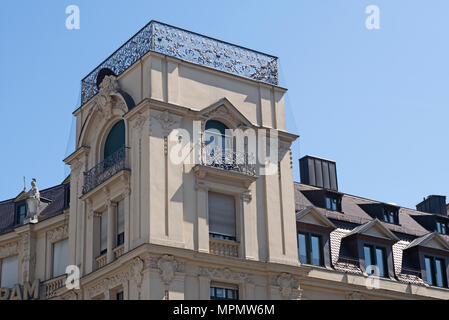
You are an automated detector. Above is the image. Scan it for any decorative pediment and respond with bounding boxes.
[296,206,336,229]
[344,219,399,242]
[406,232,449,252]
[200,98,253,129]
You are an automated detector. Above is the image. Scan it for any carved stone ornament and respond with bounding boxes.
[157,255,178,285]
[203,105,239,127]
[0,241,19,259]
[88,257,144,298]
[133,113,149,132]
[200,267,253,284]
[274,273,302,300]
[152,110,180,136]
[92,75,127,121]
[47,225,69,243]
[129,257,144,288]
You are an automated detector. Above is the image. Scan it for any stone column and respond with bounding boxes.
[107,201,117,264]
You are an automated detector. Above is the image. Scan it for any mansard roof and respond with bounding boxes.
[294,182,437,238]
[0,182,70,236]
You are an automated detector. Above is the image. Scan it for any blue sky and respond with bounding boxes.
[0,0,448,209]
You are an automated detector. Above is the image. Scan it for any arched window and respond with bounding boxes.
[204,120,232,166]
[104,120,125,160]
[205,120,228,150]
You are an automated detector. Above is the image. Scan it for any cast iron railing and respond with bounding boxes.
[201,146,257,176]
[82,145,128,195]
[81,21,279,105]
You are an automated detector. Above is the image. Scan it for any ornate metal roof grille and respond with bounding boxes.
[81,21,279,105]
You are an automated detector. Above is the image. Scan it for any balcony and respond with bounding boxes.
[113,245,125,259]
[209,237,240,258]
[96,253,107,269]
[201,146,256,177]
[82,146,128,195]
[42,274,67,299]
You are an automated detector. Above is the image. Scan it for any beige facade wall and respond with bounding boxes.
[1,51,449,300]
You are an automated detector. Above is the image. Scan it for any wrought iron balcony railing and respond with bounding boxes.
[82,145,128,195]
[201,146,257,176]
[81,21,279,105]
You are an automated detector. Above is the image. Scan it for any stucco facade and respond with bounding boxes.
[1,21,449,301]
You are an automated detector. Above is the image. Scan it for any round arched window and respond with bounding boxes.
[104,120,125,160]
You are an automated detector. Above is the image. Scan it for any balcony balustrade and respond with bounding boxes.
[96,254,107,269]
[209,237,240,258]
[42,274,67,299]
[82,145,128,195]
[201,146,256,177]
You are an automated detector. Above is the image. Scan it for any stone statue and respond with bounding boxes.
[25,178,41,224]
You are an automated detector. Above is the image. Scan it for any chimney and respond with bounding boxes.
[299,155,338,191]
[416,195,447,216]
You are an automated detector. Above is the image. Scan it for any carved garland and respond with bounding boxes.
[145,255,185,286]
[47,225,69,243]
[271,273,302,300]
[0,241,19,259]
[200,267,254,284]
[87,257,144,299]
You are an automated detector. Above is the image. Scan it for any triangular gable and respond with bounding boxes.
[200,98,253,129]
[406,232,449,252]
[344,219,399,242]
[296,206,336,229]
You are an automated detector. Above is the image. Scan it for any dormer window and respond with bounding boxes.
[436,221,447,235]
[424,256,447,288]
[364,245,387,277]
[382,207,398,225]
[325,193,341,212]
[16,203,27,225]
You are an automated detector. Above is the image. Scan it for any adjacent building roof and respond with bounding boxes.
[0,182,69,235]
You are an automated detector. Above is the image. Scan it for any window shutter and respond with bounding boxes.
[208,192,236,238]
[100,213,108,253]
[117,200,125,236]
[0,255,18,288]
[53,239,68,277]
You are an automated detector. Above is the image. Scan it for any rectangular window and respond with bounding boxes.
[297,232,322,266]
[116,291,124,300]
[117,200,125,246]
[16,204,27,225]
[0,255,19,288]
[382,208,398,224]
[297,233,307,263]
[52,239,69,277]
[208,192,236,241]
[364,245,387,277]
[425,256,447,288]
[100,213,108,255]
[210,284,239,300]
[436,222,447,235]
[325,195,340,211]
